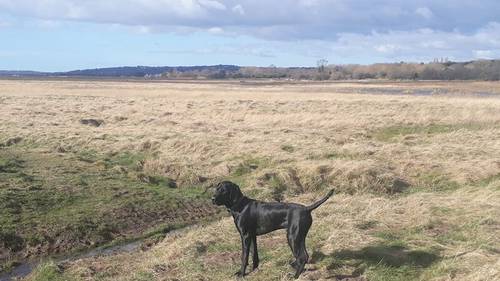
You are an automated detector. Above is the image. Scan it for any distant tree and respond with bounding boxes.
[317,59,328,73]
[208,70,227,79]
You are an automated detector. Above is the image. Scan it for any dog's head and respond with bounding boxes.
[212,181,243,208]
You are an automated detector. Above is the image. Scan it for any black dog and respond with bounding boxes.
[212,181,334,278]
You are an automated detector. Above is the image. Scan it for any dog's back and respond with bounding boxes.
[244,201,306,235]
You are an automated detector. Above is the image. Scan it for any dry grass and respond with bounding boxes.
[1,79,499,280]
[60,183,500,281]
[1,80,499,192]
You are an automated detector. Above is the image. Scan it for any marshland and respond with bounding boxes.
[0,79,499,281]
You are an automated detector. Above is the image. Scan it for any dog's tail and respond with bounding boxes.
[306,189,335,211]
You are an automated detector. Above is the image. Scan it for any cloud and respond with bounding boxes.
[207,26,224,34]
[198,0,226,11]
[474,50,494,59]
[415,7,433,19]
[143,21,500,64]
[1,1,500,37]
[151,43,276,58]
[1,1,499,63]
[331,23,500,62]
[374,44,405,54]
[232,4,245,15]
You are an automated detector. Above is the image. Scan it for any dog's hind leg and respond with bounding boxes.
[293,238,309,279]
[293,216,312,278]
[287,228,299,270]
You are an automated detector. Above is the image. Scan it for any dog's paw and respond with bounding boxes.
[234,270,246,278]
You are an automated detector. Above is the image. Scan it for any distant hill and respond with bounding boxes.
[56,65,240,77]
[0,70,49,77]
[0,65,240,78]
[1,60,499,80]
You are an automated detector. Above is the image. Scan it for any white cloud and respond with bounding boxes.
[332,24,500,62]
[1,1,499,62]
[415,7,433,19]
[198,0,226,11]
[1,1,499,36]
[419,40,449,49]
[156,43,276,58]
[207,26,224,34]
[150,22,500,63]
[232,4,245,15]
[375,44,404,54]
[474,50,493,59]
[473,49,500,60]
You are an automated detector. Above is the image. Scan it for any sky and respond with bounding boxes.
[0,0,500,71]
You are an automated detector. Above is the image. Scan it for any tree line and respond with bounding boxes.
[160,60,500,81]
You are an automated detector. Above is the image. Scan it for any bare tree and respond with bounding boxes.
[317,59,328,73]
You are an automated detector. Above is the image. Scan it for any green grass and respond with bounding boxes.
[405,170,499,196]
[27,261,68,281]
[0,145,220,272]
[132,271,154,281]
[355,220,379,230]
[231,157,271,177]
[373,122,491,142]
[366,264,420,281]
[280,145,295,153]
[102,150,147,169]
[400,172,460,195]
[306,150,365,161]
[0,157,24,173]
[475,173,500,187]
[75,149,100,163]
[267,174,287,202]
[206,241,239,253]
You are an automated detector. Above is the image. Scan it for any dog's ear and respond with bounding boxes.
[229,182,243,206]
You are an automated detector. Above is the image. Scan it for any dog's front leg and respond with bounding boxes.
[235,233,251,277]
[251,235,259,270]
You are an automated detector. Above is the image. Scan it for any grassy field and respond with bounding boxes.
[0,79,499,280]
